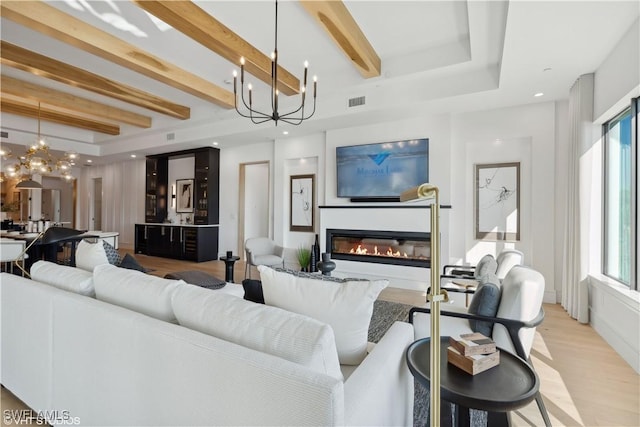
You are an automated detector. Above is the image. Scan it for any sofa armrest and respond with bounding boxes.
[344,321,414,426]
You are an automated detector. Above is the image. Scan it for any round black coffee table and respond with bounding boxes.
[406,336,539,427]
[219,255,240,283]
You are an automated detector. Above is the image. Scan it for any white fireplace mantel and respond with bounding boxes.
[319,205,450,291]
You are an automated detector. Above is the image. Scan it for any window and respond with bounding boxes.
[603,98,637,289]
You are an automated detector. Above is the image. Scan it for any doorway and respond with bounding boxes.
[238,162,270,260]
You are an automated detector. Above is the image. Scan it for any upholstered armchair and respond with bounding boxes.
[440,250,524,306]
[442,249,523,281]
[411,265,551,426]
[244,237,285,279]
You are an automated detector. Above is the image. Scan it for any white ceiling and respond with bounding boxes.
[1,0,638,165]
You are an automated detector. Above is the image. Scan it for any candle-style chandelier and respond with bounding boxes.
[1,102,77,183]
[232,0,317,126]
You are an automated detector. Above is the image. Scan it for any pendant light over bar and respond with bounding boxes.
[232,0,317,126]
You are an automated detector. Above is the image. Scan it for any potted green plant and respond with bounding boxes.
[296,246,312,272]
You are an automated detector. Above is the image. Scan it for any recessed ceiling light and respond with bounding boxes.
[212,141,219,146]
[87,159,92,163]
[534,92,544,97]
[283,131,289,135]
[131,154,137,158]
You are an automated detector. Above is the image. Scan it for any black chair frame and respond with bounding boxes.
[441,264,477,280]
[408,306,552,427]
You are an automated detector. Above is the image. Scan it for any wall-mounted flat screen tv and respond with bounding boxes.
[336,138,429,199]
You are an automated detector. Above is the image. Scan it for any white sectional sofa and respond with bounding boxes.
[1,261,414,426]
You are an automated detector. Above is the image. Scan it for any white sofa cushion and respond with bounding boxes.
[172,283,343,381]
[30,260,95,297]
[76,239,109,272]
[93,264,182,322]
[258,266,388,365]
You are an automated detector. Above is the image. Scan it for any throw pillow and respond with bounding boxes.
[118,253,148,272]
[30,260,95,297]
[172,284,343,381]
[102,240,121,265]
[258,265,388,365]
[75,239,109,272]
[242,279,264,304]
[274,267,348,283]
[474,254,498,279]
[467,273,502,337]
[164,271,226,289]
[93,264,183,323]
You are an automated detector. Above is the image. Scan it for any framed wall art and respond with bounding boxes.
[176,179,194,213]
[290,174,314,232]
[475,162,520,241]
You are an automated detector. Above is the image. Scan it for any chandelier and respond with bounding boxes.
[1,102,76,183]
[232,0,317,126]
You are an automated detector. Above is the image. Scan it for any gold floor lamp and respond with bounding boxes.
[400,183,447,427]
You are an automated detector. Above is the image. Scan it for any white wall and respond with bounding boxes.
[273,133,325,264]
[451,102,557,302]
[324,115,452,205]
[593,20,640,122]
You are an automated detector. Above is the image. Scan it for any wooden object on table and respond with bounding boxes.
[449,332,497,356]
[447,346,500,375]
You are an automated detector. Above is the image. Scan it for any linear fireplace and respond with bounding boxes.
[327,228,430,268]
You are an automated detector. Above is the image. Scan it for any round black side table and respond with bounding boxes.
[219,255,240,283]
[406,336,539,427]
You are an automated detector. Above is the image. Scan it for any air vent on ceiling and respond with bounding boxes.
[1,131,8,138]
[348,96,366,108]
[166,132,175,141]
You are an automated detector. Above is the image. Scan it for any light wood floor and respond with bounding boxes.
[2,250,639,426]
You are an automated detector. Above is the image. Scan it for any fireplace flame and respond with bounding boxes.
[348,244,408,258]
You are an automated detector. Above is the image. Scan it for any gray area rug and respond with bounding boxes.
[368,299,487,427]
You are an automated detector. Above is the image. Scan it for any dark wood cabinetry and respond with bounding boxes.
[135,224,218,262]
[141,147,220,262]
[145,157,168,223]
[140,147,220,262]
[145,147,219,225]
[194,149,220,225]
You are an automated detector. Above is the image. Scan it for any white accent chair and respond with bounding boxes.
[441,250,524,306]
[495,249,524,279]
[0,238,28,275]
[442,249,524,281]
[244,237,284,279]
[411,265,551,426]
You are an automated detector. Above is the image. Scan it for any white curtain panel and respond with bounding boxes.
[561,73,594,324]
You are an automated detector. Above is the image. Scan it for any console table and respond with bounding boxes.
[406,336,539,427]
